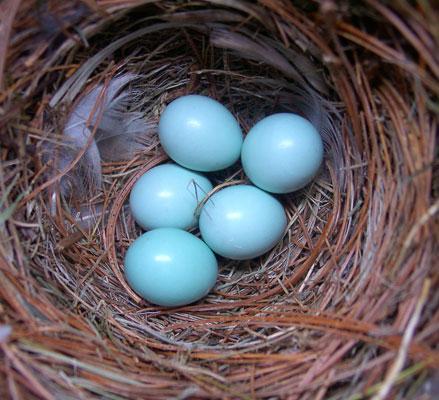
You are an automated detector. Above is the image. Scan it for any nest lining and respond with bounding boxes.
[0,1,438,399]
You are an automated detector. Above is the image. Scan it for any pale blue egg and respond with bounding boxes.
[158,95,243,171]
[124,228,218,307]
[199,185,287,260]
[241,113,323,193]
[129,164,213,230]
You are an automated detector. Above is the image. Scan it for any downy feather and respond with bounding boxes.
[58,73,153,199]
[51,73,154,228]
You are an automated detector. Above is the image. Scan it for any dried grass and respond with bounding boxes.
[0,0,438,399]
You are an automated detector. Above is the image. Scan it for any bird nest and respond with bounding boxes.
[1,1,438,399]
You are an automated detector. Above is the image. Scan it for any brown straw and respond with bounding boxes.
[0,1,437,399]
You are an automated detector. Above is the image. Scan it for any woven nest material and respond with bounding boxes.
[1,1,438,399]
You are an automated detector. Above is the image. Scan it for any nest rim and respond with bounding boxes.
[0,1,438,399]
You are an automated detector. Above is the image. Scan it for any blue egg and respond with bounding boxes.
[241,113,323,193]
[124,228,218,307]
[199,185,287,260]
[159,95,243,171]
[129,163,213,230]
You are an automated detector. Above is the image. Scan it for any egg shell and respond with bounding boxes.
[158,95,243,171]
[129,163,213,230]
[241,113,323,193]
[124,228,218,307]
[199,185,287,260]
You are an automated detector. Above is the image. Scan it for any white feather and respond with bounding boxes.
[57,73,153,199]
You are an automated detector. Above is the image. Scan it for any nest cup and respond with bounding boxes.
[1,1,438,399]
